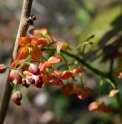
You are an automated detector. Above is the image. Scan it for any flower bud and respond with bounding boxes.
[22,78,30,88]
[32,75,43,88]
[28,64,39,74]
[12,91,22,106]
[0,64,7,73]
[8,70,22,84]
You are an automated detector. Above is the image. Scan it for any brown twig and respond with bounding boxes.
[0,0,33,123]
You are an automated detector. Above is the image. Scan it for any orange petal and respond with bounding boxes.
[30,37,39,44]
[48,56,62,64]
[39,62,46,71]
[72,68,86,76]
[48,75,64,86]
[10,60,24,68]
[61,84,77,97]
[19,36,30,46]
[37,38,48,48]
[17,47,29,60]
[88,102,99,112]
[60,70,73,80]
[52,70,62,76]
[77,87,91,100]
[30,46,42,59]
[99,102,111,113]
[108,89,119,97]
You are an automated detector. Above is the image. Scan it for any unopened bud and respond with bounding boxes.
[0,64,7,73]
[8,70,22,84]
[22,78,30,88]
[28,64,39,75]
[32,75,43,88]
[12,91,22,106]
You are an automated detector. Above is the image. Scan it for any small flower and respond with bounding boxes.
[118,72,122,78]
[32,75,43,88]
[22,78,30,88]
[8,70,22,84]
[12,91,22,106]
[77,86,91,100]
[17,36,43,60]
[88,101,111,113]
[60,68,86,80]
[88,102,99,112]
[0,64,7,73]
[22,75,35,88]
[32,28,49,37]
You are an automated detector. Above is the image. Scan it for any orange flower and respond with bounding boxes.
[60,68,86,80]
[77,86,91,100]
[88,101,111,113]
[61,84,90,99]
[17,36,43,60]
[29,28,57,45]
[31,28,49,37]
[39,56,62,71]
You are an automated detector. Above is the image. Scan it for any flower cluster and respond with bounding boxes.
[0,28,112,114]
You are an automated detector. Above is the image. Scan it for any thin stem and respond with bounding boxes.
[42,47,107,77]
[0,0,33,123]
[108,74,122,121]
[60,53,71,70]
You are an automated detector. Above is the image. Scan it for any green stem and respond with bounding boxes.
[60,53,71,70]
[108,74,122,121]
[42,47,107,77]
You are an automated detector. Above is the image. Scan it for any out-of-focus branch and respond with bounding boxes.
[0,0,33,124]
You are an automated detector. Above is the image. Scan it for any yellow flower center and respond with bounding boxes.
[26,43,35,53]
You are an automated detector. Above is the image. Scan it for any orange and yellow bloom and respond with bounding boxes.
[17,36,43,60]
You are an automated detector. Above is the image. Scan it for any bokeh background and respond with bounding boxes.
[0,0,122,124]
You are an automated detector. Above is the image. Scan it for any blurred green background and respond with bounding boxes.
[0,0,122,124]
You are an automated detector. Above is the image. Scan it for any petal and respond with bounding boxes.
[17,47,29,60]
[99,102,111,113]
[48,75,64,86]
[19,36,30,46]
[10,60,24,68]
[48,56,62,64]
[118,72,122,78]
[108,89,119,97]
[60,70,73,80]
[30,46,42,59]
[39,62,46,71]
[77,87,91,100]
[88,102,99,112]
[52,70,62,76]
[36,38,48,48]
[56,42,64,53]
[30,37,38,44]
[72,68,86,76]
[61,84,77,97]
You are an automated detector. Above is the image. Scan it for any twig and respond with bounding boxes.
[0,0,33,123]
